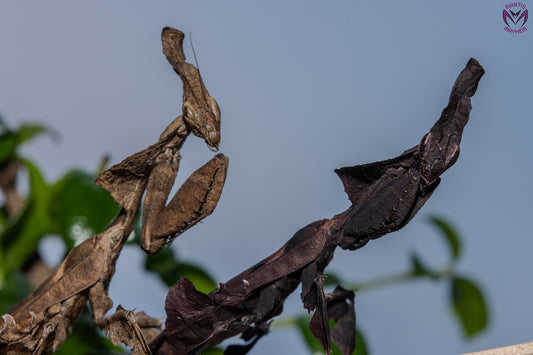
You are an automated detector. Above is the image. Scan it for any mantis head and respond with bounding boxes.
[183,96,221,151]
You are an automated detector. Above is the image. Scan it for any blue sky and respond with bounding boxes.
[1,1,532,354]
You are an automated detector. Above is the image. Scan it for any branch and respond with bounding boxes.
[150,58,485,355]
[462,342,533,355]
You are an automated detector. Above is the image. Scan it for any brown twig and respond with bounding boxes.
[462,342,533,355]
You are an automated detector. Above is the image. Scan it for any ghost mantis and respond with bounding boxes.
[0,27,227,355]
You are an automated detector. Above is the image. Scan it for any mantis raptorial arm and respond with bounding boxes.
[140,152,228,254]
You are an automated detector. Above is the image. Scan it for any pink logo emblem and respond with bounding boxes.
[503,2,528,33]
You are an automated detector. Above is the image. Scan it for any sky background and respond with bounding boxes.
[1,1,532,354]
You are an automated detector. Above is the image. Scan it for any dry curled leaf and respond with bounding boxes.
[328,286,356,355]
[152,58,484,355]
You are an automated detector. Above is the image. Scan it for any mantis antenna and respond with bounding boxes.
[189,32,209,104]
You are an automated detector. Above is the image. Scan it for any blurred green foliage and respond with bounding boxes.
[0,116,488,354]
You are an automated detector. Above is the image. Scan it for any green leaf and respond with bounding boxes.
[144,247,216,294]
[16,123,53,145]
[0,198,33,251]
[50,169,119,250]
[294,313,367,354]
[173,262,217,294]
[295,316,344,355]
[0,270,32,313]
[296,315,327,354]
[409,252,433,277]
[428,216,462,261]
[1,159,53,271]
[450,276,488,338]
[201,347,224,355]
[323,271,343,286]
[0,120,53,164]
[0,134,17,164]
[0,207,9,230]
[355,329,368,355]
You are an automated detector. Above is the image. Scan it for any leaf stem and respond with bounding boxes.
[349,266,454,293]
